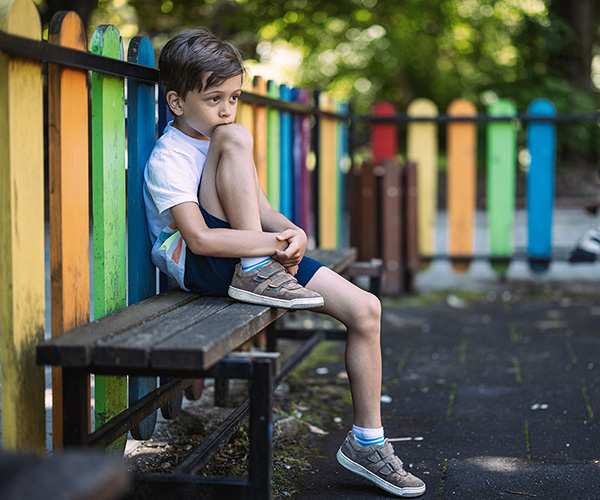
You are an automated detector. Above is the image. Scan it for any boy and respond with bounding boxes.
[143,28,425,498]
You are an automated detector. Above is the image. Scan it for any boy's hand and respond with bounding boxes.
[274,229,307,272]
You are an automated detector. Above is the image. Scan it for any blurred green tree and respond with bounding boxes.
[38,0,599,162]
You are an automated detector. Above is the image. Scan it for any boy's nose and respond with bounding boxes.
[219,105,232,117]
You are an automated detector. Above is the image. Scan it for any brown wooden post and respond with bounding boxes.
[353,162,378,261]
[403,161,420,293]
[381,160,403,294]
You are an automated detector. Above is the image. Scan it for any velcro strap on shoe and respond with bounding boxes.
[367,451,383,463]
[379,455,406,476]
[252,269,298,293]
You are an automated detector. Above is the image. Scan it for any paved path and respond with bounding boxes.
[292,283,600,499]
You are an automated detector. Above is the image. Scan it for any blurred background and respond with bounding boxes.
[33,0,599,175]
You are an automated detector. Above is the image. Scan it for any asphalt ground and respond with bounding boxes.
[291,281,600,500]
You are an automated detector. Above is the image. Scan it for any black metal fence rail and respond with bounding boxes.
[4,30,600,125]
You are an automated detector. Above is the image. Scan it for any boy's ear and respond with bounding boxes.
[166,90,184,116]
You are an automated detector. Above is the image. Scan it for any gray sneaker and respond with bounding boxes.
[228,260,324,309]
[336,431,426,497]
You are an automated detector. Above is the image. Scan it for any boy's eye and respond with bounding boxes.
[230,94,240,102]
[210,96,220,103]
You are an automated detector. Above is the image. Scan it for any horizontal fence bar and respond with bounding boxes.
[0,30,348,120]
[420,248,574,263]
[0,30,159,83]
[358,112,600,123]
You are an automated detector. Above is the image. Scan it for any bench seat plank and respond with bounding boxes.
[93,296,232,368]
[37,248,357,372]
[37,288,197,366]
[150,302,285,371]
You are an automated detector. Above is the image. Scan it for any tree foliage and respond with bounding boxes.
[39,0,600,161]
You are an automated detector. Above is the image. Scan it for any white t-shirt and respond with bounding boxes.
[143,122,210,290]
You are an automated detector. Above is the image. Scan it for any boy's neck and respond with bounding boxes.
[172,118,210,141]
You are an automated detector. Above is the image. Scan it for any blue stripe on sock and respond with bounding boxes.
[242,257,272,273]
[355,435,385,447]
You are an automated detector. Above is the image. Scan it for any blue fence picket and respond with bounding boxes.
[526,98,556,273]
[337,101,349,247]
[126,35,158,440]
[279,84,293,220]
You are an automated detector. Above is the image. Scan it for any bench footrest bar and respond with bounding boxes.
[88,378,191,448]
[175,333,325,476]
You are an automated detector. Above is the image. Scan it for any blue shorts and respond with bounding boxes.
[184,206,324,296]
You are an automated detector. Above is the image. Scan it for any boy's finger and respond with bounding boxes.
[276,229,296,241]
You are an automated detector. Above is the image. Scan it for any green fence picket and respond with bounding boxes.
[486,99,517,277]
[91,24,128,452]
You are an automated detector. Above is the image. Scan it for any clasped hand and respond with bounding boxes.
[274,228,307,276]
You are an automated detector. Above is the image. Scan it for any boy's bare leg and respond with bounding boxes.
[306,267,383,428]
[198,124,323,309]
[198,124,262,230]
[307,269,426,497]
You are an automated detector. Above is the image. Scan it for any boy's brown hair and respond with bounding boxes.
[158,28,244,99]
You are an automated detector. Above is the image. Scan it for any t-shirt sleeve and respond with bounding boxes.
[146,147,202,215]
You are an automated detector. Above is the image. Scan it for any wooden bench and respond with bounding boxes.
[0,3,380,499]
[37,248,365,499]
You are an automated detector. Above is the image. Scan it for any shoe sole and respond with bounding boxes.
[228,286,324,309]
[336,448,426,498]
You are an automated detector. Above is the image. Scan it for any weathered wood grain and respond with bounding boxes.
[0,0,46,451]
[48,9,91,449]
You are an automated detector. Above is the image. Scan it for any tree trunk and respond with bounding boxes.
[549,0,595,95]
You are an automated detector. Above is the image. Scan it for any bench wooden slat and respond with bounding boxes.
[38,249,356,372]
[150,303,285,371]
[93,296,232,368]
[36,288,197,366]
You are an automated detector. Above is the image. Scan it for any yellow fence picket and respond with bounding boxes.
[0,0,46,451]
[407,98,439,262]
[318,93,339,248]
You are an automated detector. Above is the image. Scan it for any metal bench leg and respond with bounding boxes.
[266,323,278,352]
[62,367,89,447]
[249,359,274,500]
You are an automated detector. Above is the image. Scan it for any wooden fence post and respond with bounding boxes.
[267,80,280,210]
[318,93,339,248]
[403,161,419,293]
[0,0,46,451]
[526,98,556,273]
[447,98,477,273]
[127,35,159,441]
[279,84,293,220]
[48,9,91,450]
[371,101,403,293]
[487,99,517,277]
[407,98,438,264]
[252,76,268,193]
[91,24,128,451]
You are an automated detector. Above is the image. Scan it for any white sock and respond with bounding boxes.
[352,425,385,447]
[241,256,271,272]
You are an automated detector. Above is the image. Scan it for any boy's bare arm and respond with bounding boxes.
[171,201,288,257]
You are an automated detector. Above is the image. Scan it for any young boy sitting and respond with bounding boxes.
[143,27,425,498]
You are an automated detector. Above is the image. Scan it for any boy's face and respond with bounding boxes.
[167,74,242,140]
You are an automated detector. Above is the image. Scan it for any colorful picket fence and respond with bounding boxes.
[368,96,559,288]
[0,0,349,452]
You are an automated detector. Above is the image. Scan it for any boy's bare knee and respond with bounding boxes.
[211,123,253,151]
[348,291,381,335]
[363,291,382,325]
